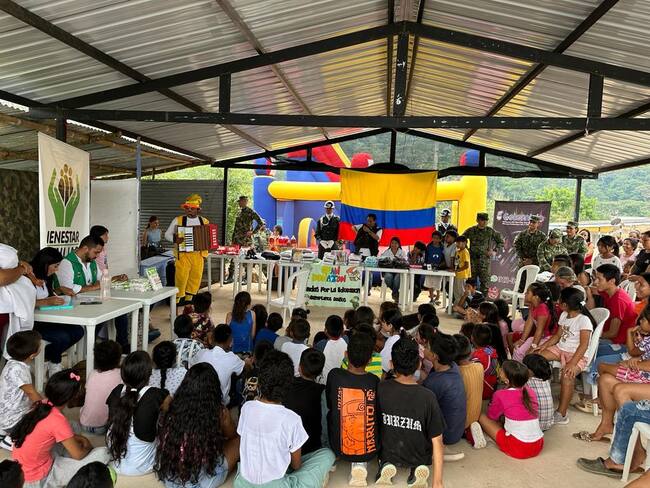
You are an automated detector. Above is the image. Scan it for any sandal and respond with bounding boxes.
[572,431,611,443]
[577,457,643,478]
[574,400,601,414]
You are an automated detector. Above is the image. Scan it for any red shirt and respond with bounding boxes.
[471,346,498,400]
[600,289,638,345]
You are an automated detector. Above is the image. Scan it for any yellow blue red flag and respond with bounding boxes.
[338,169,437,245]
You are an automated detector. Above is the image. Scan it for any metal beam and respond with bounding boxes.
[595,156,650,173]
[214,0,329,139]
[28,108,650,131]
[588,74,604,118]
[462,0,619,141]
[389,130,397,164]
[55,24,401,108]
[574,177,583,221]
[55,118,66,142]
[404,0,427,113]
[0,0,267,150]
[408,21,650,87]
[386,0,395,116]
[219,74,231,113]
[528,98,650,157]
[393,32,409,116]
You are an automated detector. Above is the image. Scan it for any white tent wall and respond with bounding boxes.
[90,179,139,277]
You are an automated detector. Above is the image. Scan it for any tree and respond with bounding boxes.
[536,186,597,222]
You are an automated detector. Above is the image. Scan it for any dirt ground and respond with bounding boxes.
[0,282,636,487]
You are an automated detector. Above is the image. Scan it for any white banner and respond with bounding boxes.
[38,132,90,256]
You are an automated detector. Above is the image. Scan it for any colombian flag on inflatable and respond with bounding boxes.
[338,169,437,246]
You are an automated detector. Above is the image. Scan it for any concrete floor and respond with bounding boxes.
[0,282,636,487]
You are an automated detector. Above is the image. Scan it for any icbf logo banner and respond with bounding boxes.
[38,132,90,256]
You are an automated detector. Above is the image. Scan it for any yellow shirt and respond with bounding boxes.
[455,247,471,279]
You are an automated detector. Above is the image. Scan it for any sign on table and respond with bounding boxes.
[306,264,362,308]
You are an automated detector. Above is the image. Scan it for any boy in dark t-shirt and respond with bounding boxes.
[377,336,445,488]
[283,348,326,455]
[327,333,380,486]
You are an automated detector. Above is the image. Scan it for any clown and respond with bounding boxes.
[164,194,209,305]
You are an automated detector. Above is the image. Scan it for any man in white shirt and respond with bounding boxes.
[191,324,248,406]
[55,235,103,295]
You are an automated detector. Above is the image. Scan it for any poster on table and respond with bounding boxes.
[489,201,551,300]
[38,132,90,256]
[306,264,362,308]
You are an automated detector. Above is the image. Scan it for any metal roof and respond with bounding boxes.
[0,0,648,177]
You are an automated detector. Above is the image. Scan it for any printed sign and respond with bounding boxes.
[38,132,90,255]
[306,264,362,308]
[489,201,551,299]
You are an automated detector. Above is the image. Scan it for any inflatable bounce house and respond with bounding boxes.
[253,146,487,248]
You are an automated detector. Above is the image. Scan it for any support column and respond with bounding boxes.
[574,177,582,222]
[55,117,67,141]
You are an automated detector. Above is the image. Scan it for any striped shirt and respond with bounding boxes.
[341,352,383,378]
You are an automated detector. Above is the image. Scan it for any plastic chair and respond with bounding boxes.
[269,269,310,323]
[620,280,637,301]
[500,265,539,315]
[622,421,650,482]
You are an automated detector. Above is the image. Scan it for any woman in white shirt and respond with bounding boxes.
[29,248,84,376]
[591,235,622,277]
[380,237,407,302]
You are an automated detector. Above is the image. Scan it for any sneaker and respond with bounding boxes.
[375,462,397,485]
[0,435,13,451]
[554,411,570,425]
[349,462,368,486]
[470,421,487,449]
[148,329,161,342]
[443,448,465,462]
[407,465,429,488]
[46,362,63,378]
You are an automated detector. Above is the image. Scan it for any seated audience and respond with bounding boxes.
[452,277,483,319]
[280,318,311,376]
[473,360,544,459]
[471,324,499,400]
[283,349,326,455]
[184,291,214,347]
[379,308,403,374]
[12,370,110,486]
[66,462,115,488]
[226,291,256,354]
[591,235,622,277]
[80,341,122,435]
[235,350,334,487]
[340,324,384,378]
[522,354,554,431]
[149,341,187,396]
[254,312,283,347]
[454,334,483,438]
[155,363,240,488]
[630,230,650,275]
[0,460,24,488]
[314,315,348,383]
[376,336,445,488]
[172,314,204,368]
[511,283,557,360]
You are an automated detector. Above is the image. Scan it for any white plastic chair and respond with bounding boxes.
[622,421,650,482]
[500,265,539,315]
[269,269,310,323]
[620,280,637,302]
[584,308,610,416]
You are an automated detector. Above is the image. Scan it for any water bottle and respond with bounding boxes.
[100,269,111,300]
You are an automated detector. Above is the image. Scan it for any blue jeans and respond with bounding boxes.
[587,341,628,385]
[610,401,650,465]
[33,322,85,364]
[164,458,229,488]
[383,273,400,298]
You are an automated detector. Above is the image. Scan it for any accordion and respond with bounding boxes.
[177,224,219,252]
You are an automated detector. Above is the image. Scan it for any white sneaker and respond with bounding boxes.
[553,410,570,425]
[443,448,465,461]
[375,463,397,485]
[407,465,430,488]
[46,362,63,378]
[470,421,487,449]
[349,462,368,486]
[0,435,13,451]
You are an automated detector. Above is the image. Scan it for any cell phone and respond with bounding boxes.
[79,301,102,305]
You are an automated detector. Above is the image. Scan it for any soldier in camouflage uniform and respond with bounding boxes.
[513,215,547,268]
[562,220,588,256]
[225,195,265,283]
[462,212,505,295]
[537,229,569,272]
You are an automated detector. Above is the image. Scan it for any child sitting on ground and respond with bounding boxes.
[341,324,384,378]
[537,287,593,425]
[452,278,484,319]
[227,291,257,354]
[376,335,445,488]
[241,341,274,404]
[281,318,311,376]
[423,332,467,461]
[235,350,335,487]
[454,334,483,442]
[172,314,204,368]
[327,332,380,486]
[12,370,110,486]
[0,459,24,488]
[283,348,326,455]
[80,340,122,435]
[379,308,403,375]
[343,309,356,336]
[315,315,348,383]
[471,324,499,400]
[183,292,214,347]
[66,462,115,488]
[473,360,544,459]
[255,312,283,347]
[0,330,42,451]
[149,341,187,396]
[522,354,554,431]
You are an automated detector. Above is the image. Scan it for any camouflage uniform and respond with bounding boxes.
[537,238,569,272]
[513,229,547,267]
[231,206,265,247]
[562,235,588,256]
[463,225,504,294]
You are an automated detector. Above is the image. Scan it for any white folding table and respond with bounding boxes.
[205,253,231,290]
[361,266,410,309]
[407,269,456,314]
[85,286,178,350]
[33,299,142,386]
[233,257,277,304]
